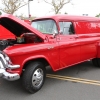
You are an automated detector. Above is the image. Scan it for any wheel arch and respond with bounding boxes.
[22,56,54,71]
[97,44,100,58]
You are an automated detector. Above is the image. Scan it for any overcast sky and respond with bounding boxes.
[1,0,100,17]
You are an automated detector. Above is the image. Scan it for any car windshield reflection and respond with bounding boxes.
[31,19,58,34]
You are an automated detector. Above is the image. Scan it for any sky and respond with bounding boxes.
[1,0,100,17]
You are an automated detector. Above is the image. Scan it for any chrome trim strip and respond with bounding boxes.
[0,54,7,65]
[8,64,20,69]
[0,60,4,68]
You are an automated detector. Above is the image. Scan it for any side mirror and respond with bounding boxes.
[59,30,63,34]
[48,33,58,39]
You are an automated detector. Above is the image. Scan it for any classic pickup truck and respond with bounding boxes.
[0,14,100,93]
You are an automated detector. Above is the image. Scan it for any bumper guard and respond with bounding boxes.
[0,53,20,81]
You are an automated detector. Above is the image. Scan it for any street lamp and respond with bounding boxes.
[28,0,33,18]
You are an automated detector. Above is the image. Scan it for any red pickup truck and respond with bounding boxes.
[0,14,100,93]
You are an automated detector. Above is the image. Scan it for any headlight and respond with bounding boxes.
[0,51,12,65]
[5,55,12,64]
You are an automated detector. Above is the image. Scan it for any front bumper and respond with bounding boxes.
[0,53,20,81]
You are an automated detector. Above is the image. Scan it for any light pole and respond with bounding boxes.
[28,0,33,18]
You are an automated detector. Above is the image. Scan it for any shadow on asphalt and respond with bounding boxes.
[46,61,96,76]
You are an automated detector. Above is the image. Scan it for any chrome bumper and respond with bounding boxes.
[0,68,20,81]
[0,53,20,81]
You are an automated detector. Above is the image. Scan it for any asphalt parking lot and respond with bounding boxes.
[0,61,100,100]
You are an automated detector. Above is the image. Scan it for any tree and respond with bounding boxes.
[0,0,27,14]
[95,13,100,17]
[0,11,2,15]
[43,0,72,14]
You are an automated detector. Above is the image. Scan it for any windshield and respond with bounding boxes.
[31,19,58,34]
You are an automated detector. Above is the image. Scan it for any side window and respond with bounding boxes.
[59,22,75,35]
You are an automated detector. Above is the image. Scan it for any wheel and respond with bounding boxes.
[92,58,98,67]
[92,58,100,67]
[22,62,46,93]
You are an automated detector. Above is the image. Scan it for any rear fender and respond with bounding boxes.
[97,43,100,58]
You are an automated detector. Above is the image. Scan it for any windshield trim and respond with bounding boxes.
[31,19,58,35]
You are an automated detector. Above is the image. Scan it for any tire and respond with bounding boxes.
[92,58,100,67]
[22,62,46,93]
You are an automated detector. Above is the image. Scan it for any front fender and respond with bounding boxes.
[22,55,54,70]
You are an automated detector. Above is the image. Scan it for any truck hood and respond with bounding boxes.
[0,14,45,40]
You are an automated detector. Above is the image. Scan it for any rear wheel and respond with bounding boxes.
[92,58,100,67]
[22,62,46,93]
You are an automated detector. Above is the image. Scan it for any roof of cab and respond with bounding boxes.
[33,14,100,22]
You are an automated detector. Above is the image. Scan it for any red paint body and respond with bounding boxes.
[0,25,15,39]
[0,14,100,75]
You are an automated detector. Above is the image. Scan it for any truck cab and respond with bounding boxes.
[31,15,100,68]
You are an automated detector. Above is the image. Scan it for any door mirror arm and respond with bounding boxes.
[53,33,58,38]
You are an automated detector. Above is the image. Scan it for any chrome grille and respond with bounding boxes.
[0,53,7,68]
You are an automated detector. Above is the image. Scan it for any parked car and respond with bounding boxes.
[0,19,31,50]
[0,14,100,93]
[23,19,31,25]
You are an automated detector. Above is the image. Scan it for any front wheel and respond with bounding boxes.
[22,62,46,93]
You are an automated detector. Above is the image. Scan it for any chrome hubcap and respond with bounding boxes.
[32,68,43,87]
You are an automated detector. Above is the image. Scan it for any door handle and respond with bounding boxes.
[48,46,54,49]
[75,36,79,39]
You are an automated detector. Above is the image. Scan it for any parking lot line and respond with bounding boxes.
[47,74,100,86]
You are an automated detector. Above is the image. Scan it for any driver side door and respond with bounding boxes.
[58,21,81,69]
